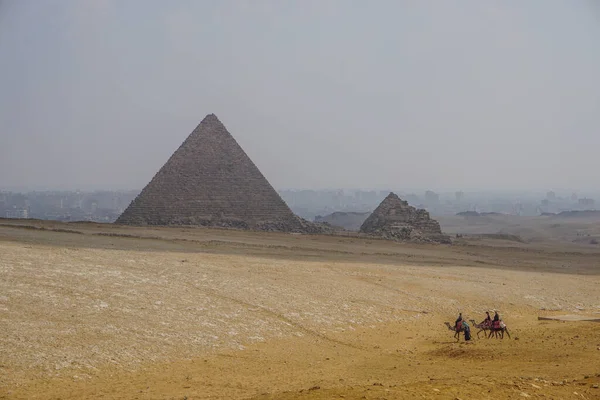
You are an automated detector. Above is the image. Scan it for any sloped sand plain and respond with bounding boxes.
[0,221,599,399]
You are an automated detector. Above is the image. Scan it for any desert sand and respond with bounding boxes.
[1,220,599,399]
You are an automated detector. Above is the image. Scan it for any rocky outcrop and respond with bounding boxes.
[116,114,322,233]
[359,193,451,243]
[314,211,370,231]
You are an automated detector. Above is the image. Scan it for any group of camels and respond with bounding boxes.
[444,318,511,341]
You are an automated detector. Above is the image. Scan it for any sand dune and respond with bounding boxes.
[1,220,599,399]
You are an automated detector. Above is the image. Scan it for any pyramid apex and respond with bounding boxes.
[381,192,402,204]
[194,113,227,133]
[201,113,220,122]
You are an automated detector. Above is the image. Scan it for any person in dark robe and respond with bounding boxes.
[455,312,463,330]
[483,311,492,326]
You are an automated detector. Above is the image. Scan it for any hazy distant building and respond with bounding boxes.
[5,208,28,219]
[0,193,6,214]
[405,194,420,207]
[455,191,464,202]
[546,191,556,200]
[571,193,578,201]
[578,198,595,208]
[513,203,524,215]
[425,190,439,204]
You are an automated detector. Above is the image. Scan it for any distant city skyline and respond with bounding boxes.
[1,187,596,223]
[0,184,598,196]
[1,185,599,199]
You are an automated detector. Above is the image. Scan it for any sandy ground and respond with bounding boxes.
[0,221,599,399]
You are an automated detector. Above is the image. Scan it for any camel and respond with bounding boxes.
[488,320,511,339]
[444,321,466,341]
[469,319,511,339]
[469,319,491,339]
[469,319,510,339]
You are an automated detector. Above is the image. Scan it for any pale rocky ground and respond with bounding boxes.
[0,221,599,399]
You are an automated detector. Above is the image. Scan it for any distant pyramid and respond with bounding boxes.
[116,114,306,231]
[360,193,450,243]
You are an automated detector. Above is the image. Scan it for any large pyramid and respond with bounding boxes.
[360,193,451,243]
[116,114,307,232]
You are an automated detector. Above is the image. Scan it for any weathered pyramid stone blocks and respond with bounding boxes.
[360,192,451,243]
[116,114,315,232]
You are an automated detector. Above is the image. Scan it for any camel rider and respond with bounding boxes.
[492,311,501,329]
[455,313,463,331]
[483,311,492,326]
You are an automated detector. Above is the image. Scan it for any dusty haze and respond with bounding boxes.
[1,1,599,191]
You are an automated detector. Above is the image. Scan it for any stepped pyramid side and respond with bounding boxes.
[360,192,451,243]
[116,114,306,231]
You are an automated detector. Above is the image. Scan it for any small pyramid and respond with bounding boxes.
[116,114,305,231]
[360,192,450,243]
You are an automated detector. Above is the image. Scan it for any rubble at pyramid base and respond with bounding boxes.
[118,212,332,234]
[361,225,452,244]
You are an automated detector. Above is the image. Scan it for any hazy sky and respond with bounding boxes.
[1,0,599,192]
